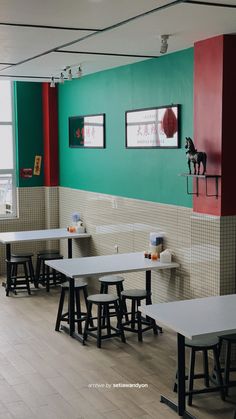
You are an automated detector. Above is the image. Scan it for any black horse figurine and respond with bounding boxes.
[185,137,207,175]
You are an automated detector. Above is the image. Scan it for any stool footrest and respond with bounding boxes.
[11,277,28,282]
[85,327,123,341]
[123,325,155,333]
[61,313,87,322]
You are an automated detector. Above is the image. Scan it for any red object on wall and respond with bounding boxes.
[161,107,177,138]
[20,168,32,178]
[42,83,59,186]
[193,34,236,216]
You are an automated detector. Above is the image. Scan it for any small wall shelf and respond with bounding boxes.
[179,174,221,198]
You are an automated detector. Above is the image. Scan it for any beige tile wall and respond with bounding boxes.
[0,187,59,274]
[220,216,236,295]
[191,213,221,297]
[191,213,236,297]
[58,188,236,302]
[44,186,60,251]
[1,186,235,305]
[58,188,191,302]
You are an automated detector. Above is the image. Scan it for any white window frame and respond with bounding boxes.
[0,81,17,219]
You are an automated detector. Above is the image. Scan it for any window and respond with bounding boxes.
[0,80,16,218]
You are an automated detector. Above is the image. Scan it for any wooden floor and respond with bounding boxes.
[0,282,235,419]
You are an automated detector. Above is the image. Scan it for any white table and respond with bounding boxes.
[46,252,179,342]
[140,295,236,419]
[0,228,90,295]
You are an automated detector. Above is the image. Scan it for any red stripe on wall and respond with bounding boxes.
[221,36,236,215]
[42,83,59,186]
[194,36,223,215]
[194,35,236,216]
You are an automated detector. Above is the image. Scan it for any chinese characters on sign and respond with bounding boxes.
[20,168,33,178]
[69,114,105,148]
[33,155,42,176]
[126,106,179,148]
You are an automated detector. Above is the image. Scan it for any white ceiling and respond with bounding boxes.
[0,0,236,82]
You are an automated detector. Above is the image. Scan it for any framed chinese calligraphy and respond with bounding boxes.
[125,105,179,148]
[69,113,105,148]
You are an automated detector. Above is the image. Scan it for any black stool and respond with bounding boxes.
[55,279,89,334]
[83,294,126,348]
[99,275,129,323]
[11,252,36,287]
[37,249,59,256]
[121,289,158,341]
[218,334,236,396]
[35,249,60,286]
[99,275,124,297]
[35,253,63,291]
[6,257,31,295]
[174,337,225,406]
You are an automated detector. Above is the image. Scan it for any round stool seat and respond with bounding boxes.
[88,293,118,304]
[6,257,32,296]
[218,333,236,396]
[37,249,59,255]
[38,253,63,260]
[185,336,219,348]
[7,257,31,264]
[55,277,90,335]
[120,289,156,341]
[220,334,236,342]
[11,252,34,258]
[10,253,36,289]
[84,293,125,347]
[174,335,224,406]
[121,289,148,299]
[99,275,124,284]
[61,279,88,288]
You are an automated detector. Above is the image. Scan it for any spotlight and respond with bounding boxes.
[50,77,55,88]
[68,68,73,80]
[76,65,82,78]
[59,72,64,84]
[160,35,169,54]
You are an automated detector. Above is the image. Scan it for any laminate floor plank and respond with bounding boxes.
[67,394,106,419]
[0,282,235,419]
[4,400,37,419]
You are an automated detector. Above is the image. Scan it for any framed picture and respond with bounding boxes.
[69,113,105,148]
[125,105,179,148]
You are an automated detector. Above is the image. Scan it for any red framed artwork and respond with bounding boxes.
[125,105,179,148]
[69,114,105,148]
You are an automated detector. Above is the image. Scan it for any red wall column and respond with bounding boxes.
[221,36,236,215]
[194,36,223,215]
[194,35,236,216]
[42,83,59,186]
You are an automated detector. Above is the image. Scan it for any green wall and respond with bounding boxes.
[14,82,44,187]
[58,48,193,207]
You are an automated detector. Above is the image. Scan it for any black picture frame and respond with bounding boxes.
[125,105,179,149]
[69,113,105,148]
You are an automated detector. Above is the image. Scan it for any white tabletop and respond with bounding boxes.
[139,294,236,340]
[45,251,179,278]
[0,228,90,244]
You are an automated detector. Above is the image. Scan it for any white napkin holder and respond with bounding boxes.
[76,226,85,233]
[160,249,172,263]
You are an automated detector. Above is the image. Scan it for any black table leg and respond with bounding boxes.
[160,333,196,419]
[61,239,85,343]
[61,277,75,337]
[145,270,162,332]
[60,276,85,344]
[145,270,152,304]
[68,238,72,259]
[177,333,187,415]
[5,243,11,296]
[69,277,75,336]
